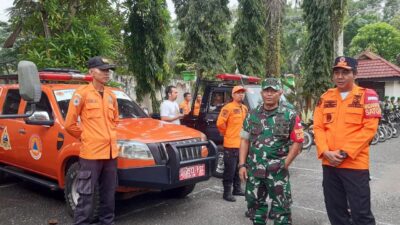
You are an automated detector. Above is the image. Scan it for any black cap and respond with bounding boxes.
[87,56,116,70]
[333,56,357,71]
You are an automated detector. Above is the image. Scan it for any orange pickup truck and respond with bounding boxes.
[0,62,216,218]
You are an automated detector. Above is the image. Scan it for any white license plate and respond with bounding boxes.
[179,164,206,181]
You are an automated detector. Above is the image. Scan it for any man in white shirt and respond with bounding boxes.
[160,85,183,124]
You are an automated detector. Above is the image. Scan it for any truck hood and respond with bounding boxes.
[116,118,202,143]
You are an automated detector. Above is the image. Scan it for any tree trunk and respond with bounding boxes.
[333,28,344,57]
[41,8,51,39]
[65,0,80,32]
[3,22,22,48]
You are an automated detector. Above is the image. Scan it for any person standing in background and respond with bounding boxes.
[160,85,183,125]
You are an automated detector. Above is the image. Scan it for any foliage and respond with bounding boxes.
[0,22,18,74]
[343,13,380,54]
[265,0,285,77]
[281,5,306,75]
[302,0,335,102]
[125,0,171,112]
[21,16,115,71]
[231,0,266,76]
[389,12,400,30]
[383,0,400,22]
[172,0,231,78]
[4,0,122,72]
[349,22,400,63]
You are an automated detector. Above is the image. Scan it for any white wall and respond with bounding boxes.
[384,81,400,98]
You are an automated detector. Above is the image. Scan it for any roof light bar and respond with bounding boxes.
[216,73,261,83]
[38,72,93,82]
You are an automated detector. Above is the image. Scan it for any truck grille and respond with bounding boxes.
[160,138,203,161]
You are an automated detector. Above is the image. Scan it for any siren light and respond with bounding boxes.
[216,73,261,83]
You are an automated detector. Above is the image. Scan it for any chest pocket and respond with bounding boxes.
[273,115,290,138]
[108,104,115,120]
[323,108,336,124]
[345,108,363,124]
[85,103,102,119]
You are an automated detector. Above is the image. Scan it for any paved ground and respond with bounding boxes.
[1,138,399,225]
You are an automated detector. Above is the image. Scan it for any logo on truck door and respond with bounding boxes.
[0,127,11,150]
[29,135,43,160]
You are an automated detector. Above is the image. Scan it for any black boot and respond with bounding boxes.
[233,182,245,196]
[223,186,236,202]
[232,187,245,196]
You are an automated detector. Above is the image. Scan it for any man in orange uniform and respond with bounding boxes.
[217,86,248,202]
[193,94,202,116]
[65,56,119,225]
[179,92,192,115]
[314,56,380,225]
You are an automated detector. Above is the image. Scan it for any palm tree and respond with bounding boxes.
[264,0,285,77]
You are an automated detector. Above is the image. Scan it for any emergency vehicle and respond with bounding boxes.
[180,74,263,177]
[0,61,216,218]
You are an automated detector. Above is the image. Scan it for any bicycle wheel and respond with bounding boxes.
[302,131,312,150]
[378,127,386,142]
[370,132,379,145]
[384,124,393,139]
[391,124,400,138]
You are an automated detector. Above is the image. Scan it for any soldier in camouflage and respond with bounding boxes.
[238,78,304,225]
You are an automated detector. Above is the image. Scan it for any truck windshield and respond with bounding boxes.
[245,86,290,110]
[245,86,262,109]
[53,89,148,119]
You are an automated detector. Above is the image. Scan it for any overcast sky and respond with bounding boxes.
[0,0,238,23]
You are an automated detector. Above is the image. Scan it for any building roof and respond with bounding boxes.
[355,51,400,80]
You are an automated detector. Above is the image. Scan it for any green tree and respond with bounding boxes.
[343,14,380,54]
[173,0,231,78]
[265,0,285,77]
[231,0,266,76]
[383,0,400,22]
[389,12,400,30]
[349,22,400,63]
[4,0,121,71]
[281,5,306,75]
[302,0,335,102]
[125,0,171,111]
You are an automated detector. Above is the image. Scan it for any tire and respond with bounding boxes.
[0,169,7,184]
[162,184,196,198]
[378,127,386,142]
[64,162,99,221]
[384,124,393,139]
[391,124,399,138]
[302,131,313,150]
[213,147,224,179]
[370,132,379,145]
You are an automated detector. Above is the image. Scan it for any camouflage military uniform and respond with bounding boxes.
[241,103,299,225]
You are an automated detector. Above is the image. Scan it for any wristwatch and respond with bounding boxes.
[238,163,248,169]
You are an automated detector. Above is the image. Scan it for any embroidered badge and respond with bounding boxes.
[348,94,363,108]
[323,100,337,108]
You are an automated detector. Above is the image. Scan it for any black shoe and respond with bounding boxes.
[223,193,236,202]
[232,189,245,196]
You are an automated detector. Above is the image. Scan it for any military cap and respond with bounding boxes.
[261,78,282,91]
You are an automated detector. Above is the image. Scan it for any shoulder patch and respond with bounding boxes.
[221,109,229,118]
[364,89,381,118]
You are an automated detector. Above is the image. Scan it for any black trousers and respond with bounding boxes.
[222,148,241,190]
[322,165,375,225]
[73,158,118,225]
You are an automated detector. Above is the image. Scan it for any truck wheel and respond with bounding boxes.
[0,170,7,184]
[213,149,224,179]
[162,184,196,198]
[64,162,99,221]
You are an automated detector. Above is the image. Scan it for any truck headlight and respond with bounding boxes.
[117,140,153,160]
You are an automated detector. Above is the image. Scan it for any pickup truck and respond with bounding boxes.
[0,61,217,219]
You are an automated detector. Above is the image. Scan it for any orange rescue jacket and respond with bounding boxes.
[313,85,381,169]
[65,83,119,160]
[216,102,248,148]
[179,100,191,115]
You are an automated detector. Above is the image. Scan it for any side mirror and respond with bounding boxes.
[25,111,54,126]
[18,61,42,103]
[0,61,42,119]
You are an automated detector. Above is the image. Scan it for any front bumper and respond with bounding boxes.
[117,140,217,190]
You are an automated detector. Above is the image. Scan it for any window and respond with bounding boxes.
[2,89,21,114]
[207,90,232,113]
[24,92,54,120]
